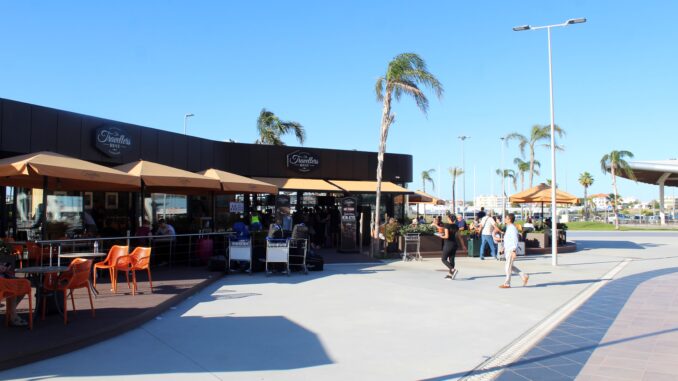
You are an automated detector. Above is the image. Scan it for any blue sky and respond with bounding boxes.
[1,1,676,202]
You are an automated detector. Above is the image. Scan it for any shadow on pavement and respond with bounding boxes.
[420,266,678,381]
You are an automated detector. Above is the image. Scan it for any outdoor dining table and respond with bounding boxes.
[15,265,69,317]
[57,252,107,296]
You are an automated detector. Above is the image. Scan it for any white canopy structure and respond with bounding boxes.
[608,160,678,225]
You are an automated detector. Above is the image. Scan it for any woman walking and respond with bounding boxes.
[438,213,460,279]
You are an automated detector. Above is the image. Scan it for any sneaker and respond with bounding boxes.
[444,275,452,280]
[480,257,485,261]
[10,316,27,327]
[522,274,529,286]
[451,269,459,280]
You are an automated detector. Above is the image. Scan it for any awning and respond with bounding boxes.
[610,160,678,186]
[198,169,278,194]
[115,160,221,192]
[395,190,445,204]
[0,151,140,191]
[328,180,411,193]
[254,177,342,192]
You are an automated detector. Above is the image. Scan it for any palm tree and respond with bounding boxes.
[578,172,594,221]
[255,109,305,145]
[514,158,540,191]
[419,168,436,219]
[601,150,635,230]
[373,53,443,240]
[506,124,565,188]
[449,167,463,213]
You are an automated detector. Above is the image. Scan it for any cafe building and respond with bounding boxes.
[0,97,413,245]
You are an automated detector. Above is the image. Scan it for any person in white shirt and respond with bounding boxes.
[499,213,529,288]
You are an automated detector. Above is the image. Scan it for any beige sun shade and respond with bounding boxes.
[115,160,220,192]
[198,169,278,194]
[395,190,445,205]
[509,183,579,204]
[254,177,342,192]
[0,151,140,191]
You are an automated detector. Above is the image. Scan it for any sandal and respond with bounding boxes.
[498,284,511,289]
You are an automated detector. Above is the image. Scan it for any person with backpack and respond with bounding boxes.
[479,211,500,260]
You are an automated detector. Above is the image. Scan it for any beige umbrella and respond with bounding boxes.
[114,160,220,193]
[198,168,277,194]
[0,151,139,191]
[509,183,579,204]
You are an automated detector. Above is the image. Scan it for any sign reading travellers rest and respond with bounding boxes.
[94,125,133,157]
[286,150,320,173]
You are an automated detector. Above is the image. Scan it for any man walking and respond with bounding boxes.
[499,213,529,288]
[478,211,499,260]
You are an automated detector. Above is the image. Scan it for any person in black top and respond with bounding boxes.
[438,213,460,279]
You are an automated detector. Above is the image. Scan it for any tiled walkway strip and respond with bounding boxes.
[460,259,632,381]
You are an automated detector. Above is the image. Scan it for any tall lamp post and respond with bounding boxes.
[184,113,195,135]
[513,17,586,266]
[458,135,470,214]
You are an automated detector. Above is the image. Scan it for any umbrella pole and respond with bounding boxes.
[41,176,48,240]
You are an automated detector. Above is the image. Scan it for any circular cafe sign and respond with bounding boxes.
[95,125,133,157]
[286,150,320,173]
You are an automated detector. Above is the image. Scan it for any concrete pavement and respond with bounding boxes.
[2,231,677,380]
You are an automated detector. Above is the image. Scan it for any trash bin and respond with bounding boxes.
[467,236,480,257]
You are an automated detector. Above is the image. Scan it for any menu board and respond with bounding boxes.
[339,197,358,252]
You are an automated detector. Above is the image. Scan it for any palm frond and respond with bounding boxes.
[375,76,385,102]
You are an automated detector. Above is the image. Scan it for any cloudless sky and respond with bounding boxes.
[1,1,677,202]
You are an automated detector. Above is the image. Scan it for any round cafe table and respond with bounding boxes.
[15,266,69,317]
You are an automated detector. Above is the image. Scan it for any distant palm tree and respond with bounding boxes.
[255,109,305,145]
[373,53,443,239]
[514,158,540,191]
[578,172,594,221]
[601,150,635,230]
[506,124,565,188]
[420,168,436,218]
[449,167,463,213]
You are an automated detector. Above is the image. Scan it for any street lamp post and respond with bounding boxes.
[458,135,470,214]
[500,136,506,222]
[184,113,195,135]
[513,18,586,266]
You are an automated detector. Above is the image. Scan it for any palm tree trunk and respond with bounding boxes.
[374,91,393,255]
[529,149,535,187]
[584,186,588,221]
[612,166,619,230]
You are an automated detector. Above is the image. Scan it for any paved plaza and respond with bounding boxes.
[2,231,678,380]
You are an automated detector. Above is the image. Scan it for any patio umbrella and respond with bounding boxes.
[509,183,579,204]
[394,190,446,205]
[114,160,221,193]
[0,151,139,191]
[197,168,278,194]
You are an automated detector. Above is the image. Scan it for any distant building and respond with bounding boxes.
[590,193,609,210]
[474,194,506,211]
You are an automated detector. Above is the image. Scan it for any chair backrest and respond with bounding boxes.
[130,247,151,269]
[105,245,129,265]
[0,277,31,298]
[64,258,93,289]
[25,242,47,262]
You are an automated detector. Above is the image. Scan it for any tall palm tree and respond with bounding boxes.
[514,158,540,191]
[373,53,443,239]
[578,172,594,221]
[255,108,305,145]
[419,168,436,218]
[506,124,565,188]
[449,167,463,213]
[601,150,635,230]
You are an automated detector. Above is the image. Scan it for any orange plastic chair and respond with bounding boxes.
[0,278,33,330]
[93,245,128,291]
[113,247,152,296]
[42,258,95,325]
[25,242,49,267]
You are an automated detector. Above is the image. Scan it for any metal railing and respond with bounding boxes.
[33,231,236,268]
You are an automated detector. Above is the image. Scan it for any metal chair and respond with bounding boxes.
[403,233,421,261]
